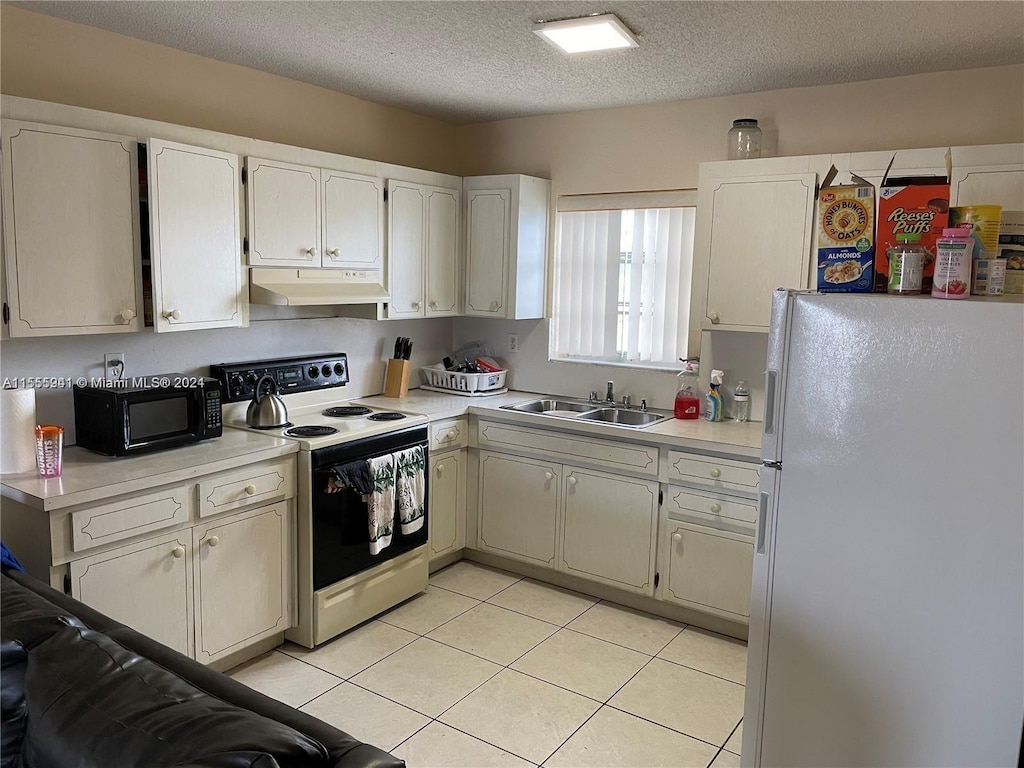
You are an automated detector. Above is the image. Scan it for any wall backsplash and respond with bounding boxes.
[1,315,454,444]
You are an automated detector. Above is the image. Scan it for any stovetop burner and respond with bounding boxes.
[285,425,339,437]
[323,406,373,418]
[367,412,407,422]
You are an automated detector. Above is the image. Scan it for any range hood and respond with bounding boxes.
[249,268,390,306]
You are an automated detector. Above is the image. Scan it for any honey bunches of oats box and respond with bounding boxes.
[817,176,875,293]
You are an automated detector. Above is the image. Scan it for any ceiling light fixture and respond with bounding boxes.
[533,13,639,54]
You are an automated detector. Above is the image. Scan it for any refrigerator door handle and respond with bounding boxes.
[763,369,778,436]
[756,491,770,555]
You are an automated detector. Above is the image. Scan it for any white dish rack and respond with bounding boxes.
[421,364,507,394]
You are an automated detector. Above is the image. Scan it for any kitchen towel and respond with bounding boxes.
[396,446,425,535]
[324,460,375,495]
[1,388,37,474]
[366,454,396,555]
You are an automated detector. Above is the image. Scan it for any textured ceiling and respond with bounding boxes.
[12,1,1024,124]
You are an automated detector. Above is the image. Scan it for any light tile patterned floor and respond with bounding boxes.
[227,561,747,767]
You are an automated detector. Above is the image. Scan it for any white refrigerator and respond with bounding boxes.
[744,290,1024,768]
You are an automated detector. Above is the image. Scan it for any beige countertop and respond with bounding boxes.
[0,429,298,512]
[356,389,763,459]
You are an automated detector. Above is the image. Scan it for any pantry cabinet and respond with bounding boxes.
[383,180,460,319]
[246,157,383,270]
[1,120,143,337]
[147,139,246,332]
[463,174,550,319]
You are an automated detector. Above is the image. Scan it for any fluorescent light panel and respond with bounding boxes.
[534,13,639,54]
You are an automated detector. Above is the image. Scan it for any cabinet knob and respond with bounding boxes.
[710,502,722,514]
[208,535,220,548]
[244,484,257,495]
[436,464,445,476]
[429,300,437,309]
[490,301,499,311]
[672,533,682,544]
[119,309,136,323]
[412,301,420,309]
[326,248,339,257]
[708,311,720,324]
[306,247,317,256]
[544,471,554,481]
[710,468,722,479]
[171,546,185,559]
[567,476,577,486]
[446,429,456,440]
[162,308,181,321]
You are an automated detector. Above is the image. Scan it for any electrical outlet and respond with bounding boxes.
[507,334,519,354]
[104,353,125,379]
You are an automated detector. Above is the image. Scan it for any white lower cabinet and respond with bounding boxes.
[69,529,194,656]
[559,467,659,594]
[193,503,292,664]
[428,448,466,564]
[477,451,560,568]
[658,519,754,620]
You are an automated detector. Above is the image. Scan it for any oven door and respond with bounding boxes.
[310,427,429,591]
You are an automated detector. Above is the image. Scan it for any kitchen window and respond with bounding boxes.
[551,191,697,367]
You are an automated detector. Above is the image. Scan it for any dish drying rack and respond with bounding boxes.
[420,364,508,396]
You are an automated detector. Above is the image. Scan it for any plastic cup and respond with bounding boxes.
[35,425,64,478]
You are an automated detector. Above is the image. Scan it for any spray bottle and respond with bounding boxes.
[674,361,701,419]
[705,369,724,422]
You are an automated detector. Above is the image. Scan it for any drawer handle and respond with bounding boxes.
[244,484,257,495]
[567,476,577,487]
[544,471,554,481]
[436,464,445,476]
[208,536,220,548]
[710,502,722,514]
[446,429,457,440]
[710,468,722,479]
[171,546,185,559]
[672,533,682,544]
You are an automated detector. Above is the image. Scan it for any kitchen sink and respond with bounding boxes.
[500,398,669,429]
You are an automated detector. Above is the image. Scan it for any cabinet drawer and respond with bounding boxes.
[666,451,759,496]
[430,418,468,451]
[477,421,659,478]
[197,458,295,519]
[71,484,191,553]
[666,486,757,532]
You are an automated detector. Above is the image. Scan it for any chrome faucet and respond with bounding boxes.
[588,390,598,403]
[640,399,648,412]
[605,381,615,403]
[622,395,632,409]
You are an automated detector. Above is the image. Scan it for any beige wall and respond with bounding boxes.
[456,64,1024,193]
[0,6,458,174]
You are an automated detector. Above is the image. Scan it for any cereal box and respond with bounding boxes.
[817,168,875,293]
[999,210,1024,295]
[876,179,949,292]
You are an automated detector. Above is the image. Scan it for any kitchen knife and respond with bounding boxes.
[403,338,413,359]
[394,337,403,359]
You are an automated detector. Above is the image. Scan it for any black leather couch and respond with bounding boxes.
[1,568,405,768]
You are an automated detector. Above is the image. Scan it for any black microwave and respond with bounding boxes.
[73,377,222,456]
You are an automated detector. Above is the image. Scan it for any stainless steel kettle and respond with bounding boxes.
[246,375,289,429]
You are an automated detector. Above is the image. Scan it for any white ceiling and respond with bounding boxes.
[14,1,1024,124]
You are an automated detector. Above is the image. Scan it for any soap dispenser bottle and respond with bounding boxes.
[674,361,701,420]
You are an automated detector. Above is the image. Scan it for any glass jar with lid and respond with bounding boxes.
[727,119,762,160]
[887,233,928,295]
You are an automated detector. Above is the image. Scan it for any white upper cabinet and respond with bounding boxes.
[463,174,550,319]
[322,169,383,269]
[949,144,1024,209]
[2,120,142,337]
[147,139,246,332]
[382,180,460,319]
[246,157,383,272]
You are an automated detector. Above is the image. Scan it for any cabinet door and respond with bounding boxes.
[951,166,1024,209]
[386,180,425,318]
[193,503,292,664]
[322,170,383,269]
[701,173,817,331]
[477,451,559,567]
[2,121,141,337]
[428,449,466,562]
[661,519,754,620]
[559,468,658,595]
[425,186,460,316]
[246,157,320,267]
[69,530,193,656]
[464,188,510,317]
[148,139,244,332]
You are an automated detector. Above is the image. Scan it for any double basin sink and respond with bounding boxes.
[500,398,669,429]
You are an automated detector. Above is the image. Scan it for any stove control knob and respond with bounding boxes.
[334,362,346,377]
[321,364,332,378]
[229,374,244,394]
[245,372,258,386]
[308,365,320,379]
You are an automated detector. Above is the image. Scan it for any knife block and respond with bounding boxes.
[383,359,412,398]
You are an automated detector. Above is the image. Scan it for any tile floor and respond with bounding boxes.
[227,561,747,767]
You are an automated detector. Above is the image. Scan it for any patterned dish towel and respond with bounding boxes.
[396,446,426,535]
[367,454,396,555]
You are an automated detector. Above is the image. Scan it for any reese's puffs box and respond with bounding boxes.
[817,167,875,293]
